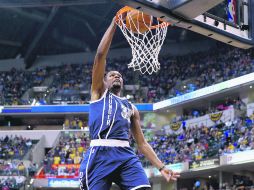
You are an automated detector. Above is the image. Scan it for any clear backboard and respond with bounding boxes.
[116,0,254,49]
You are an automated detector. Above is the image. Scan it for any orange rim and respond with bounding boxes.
[115,6,170,29]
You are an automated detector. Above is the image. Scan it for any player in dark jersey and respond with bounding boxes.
[79,17,180,190]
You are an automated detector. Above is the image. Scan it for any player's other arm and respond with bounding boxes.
[91,17,117,101]
[130,106,180,182]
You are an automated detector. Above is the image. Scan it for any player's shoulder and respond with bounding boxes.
[90,89,108,103]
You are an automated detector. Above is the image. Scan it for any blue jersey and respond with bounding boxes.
[89,89,134,140]
[80,89,150,190]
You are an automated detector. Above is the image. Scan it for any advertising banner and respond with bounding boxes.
[189,159,219,170]
[48,178,79,187]
[154,73,254,110]
[220,150,254,165]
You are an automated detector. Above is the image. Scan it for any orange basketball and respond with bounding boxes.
[126,9,152,34]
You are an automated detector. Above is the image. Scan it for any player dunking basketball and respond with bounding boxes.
[79,17,180,190]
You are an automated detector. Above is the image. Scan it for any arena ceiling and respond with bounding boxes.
[0,0,209,68]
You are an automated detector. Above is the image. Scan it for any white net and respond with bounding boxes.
[116,7,169,75]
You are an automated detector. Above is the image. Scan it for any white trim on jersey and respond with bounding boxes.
[90,139,130,147]
[97,94,106,139]
[85,147,94,190]
[89,89,108,104]
[130,185,151,190]
[105,100,118,139]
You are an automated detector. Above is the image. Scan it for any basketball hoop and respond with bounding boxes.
[116,6,170,75]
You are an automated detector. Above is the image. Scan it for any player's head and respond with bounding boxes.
[105,71,123,93]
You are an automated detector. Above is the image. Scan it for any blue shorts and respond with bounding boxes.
[79,146,150,190]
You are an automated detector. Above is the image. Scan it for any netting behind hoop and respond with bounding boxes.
[116,7,169,75]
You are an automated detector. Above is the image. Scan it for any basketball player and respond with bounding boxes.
[79,17,180,190]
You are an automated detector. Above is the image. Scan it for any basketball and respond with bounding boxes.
[126,9,152,34]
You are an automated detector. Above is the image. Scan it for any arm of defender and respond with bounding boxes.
[91,17,117,101]
[130,106,180,182]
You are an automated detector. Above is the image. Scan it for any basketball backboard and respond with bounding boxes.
[116,0,254,49]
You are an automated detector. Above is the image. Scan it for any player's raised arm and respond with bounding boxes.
[130,106,180,182]
[91,17,117,101]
